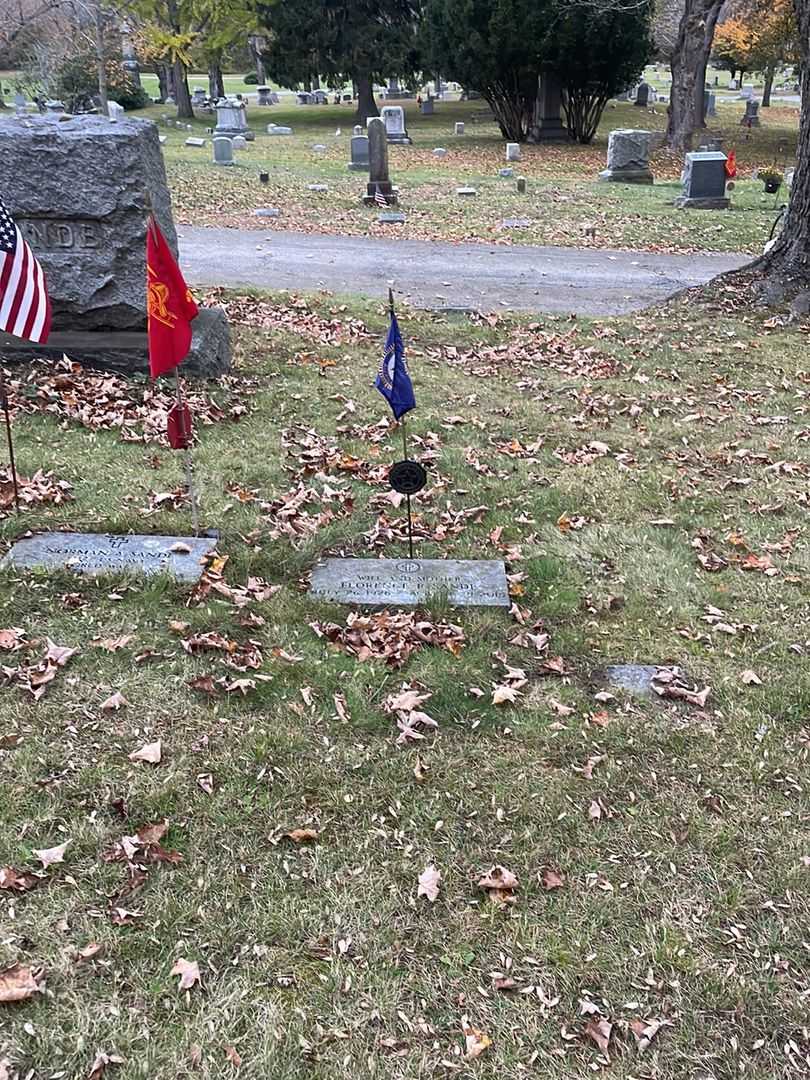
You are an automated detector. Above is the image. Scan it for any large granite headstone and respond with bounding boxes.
[309,558,510,607]
[741,100,760,127]
[635,82,651,107]
[380,105,411,145]
[1,532,219,582]
[599,129,654,184]
[675,150,730,209]
[0,115,231,377]
[364,118,396,205]
[533,74,569,141]
[348,133,369,171]
[214,99,254,140]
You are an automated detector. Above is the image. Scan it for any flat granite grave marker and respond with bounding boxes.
[2,533,219,582]
[309,558,510,607]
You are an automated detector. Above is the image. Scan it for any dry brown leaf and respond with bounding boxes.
[417,863,441,902]
[463,1023,492,1059]
[629,1017,671,1052]
[541,867,565,890]
[585,1017,613,1055]
[588,800,603,821]
[224,1046,242,1068]
[33,838,71,868]
[491,684,520,705]
[740,669,762,686]
[76,942,105,963]
[478,865,518,891]
[87,1050,125,1079]
[101,691,129,712]
[170,957,201,991]
[129,740,162,764]
[285,828,319,844]
[0,963,41,1003]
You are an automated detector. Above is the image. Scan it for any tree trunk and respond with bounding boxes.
[666,0,724,152]
[93,0,109,117]
[758,0,810,283]
[694,57,707,128]
[157,64,170,102]
[208,59,224,100]
[355,74,378,121]
[173,58,194,119]
[762,66,775,107]
[0,82,7,109]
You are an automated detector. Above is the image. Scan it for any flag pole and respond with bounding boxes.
[389,286,415,559]
[174,369,200,537]
[0,370,20,513]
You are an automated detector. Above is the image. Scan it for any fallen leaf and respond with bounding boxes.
[417,863,441,902]
[87,1050,125,1079]
[129,740,161,764]
[33,839,71,868]
[101,691,129,712]
[491,684,520,705]
[285,828,319,843]
[76,942,105,963]
[740,669,762,686]
[540,867,565,890]
[170,957,201,991]
[588,800,603,821]
[629,1017,671,1052]
[197,773,214,795]
[224,1045,242,1067]
[0,963,41,1003]
[463,1023,492,1059]
[478,865,518,891]
[585,1017,613,1055]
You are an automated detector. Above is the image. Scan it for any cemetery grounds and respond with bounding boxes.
[1,79,810,1080]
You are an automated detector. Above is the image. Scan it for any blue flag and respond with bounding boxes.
[375,311,415,421]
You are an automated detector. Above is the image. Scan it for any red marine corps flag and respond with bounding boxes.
[146,216,201,532]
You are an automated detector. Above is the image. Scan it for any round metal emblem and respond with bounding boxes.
[389,459,427,495]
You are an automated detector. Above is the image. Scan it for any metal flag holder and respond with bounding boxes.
[0,368,20,513]
[386,288,426,559]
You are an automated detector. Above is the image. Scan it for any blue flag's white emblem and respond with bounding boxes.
[375,311,415,421]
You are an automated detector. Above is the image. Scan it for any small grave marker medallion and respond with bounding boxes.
[389,460,427,495]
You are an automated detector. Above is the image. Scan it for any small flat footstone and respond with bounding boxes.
[456,186,477,196]
[501,217,531,229]
[307,183,328,191]
[309,557,510,607]
[254,207,280,218]
[1,532,218,583]
[603,663,660,697]
[378,212,406,224]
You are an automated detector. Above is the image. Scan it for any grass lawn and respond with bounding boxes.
[149,95,798,256]
[1,279,809,1079]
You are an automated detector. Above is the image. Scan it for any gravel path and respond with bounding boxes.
[178,226,749,316]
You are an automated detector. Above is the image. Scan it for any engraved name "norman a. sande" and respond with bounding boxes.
[19,219,102,251]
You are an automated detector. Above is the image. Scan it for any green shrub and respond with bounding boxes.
[243,72,259,84]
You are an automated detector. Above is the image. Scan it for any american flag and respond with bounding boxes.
[0,197,51,344]
[374,188,388,207]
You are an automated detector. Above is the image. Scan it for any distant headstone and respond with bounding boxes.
[675,150,730,209]
[213,136,234,165]
[456,186,477,196]
[353,124,363,136]
[309,558,510,607]
[364,117,396,206]
[501,217,531,229]
[433,147,447,157]
[0,115,231,377]
[421,98,434,115]
[311,143,327,152]
[535,73,569,140]
[380,105,411,144]
[254,207,281,217]
[599,129,654,184]
[296,91,313,105]
[107,101,125,122]
[378,211,406,224]
[739,84,754,100]
[185,136,206,147]
[232,135,247,151]
[13,91,26,113]
[499,167,514,178]
[728,78,737,90]
[307,183,328,192]
[312,89,328,105]
[215,99,254,140]
[256,86,272,106]
[191,87,206,107]
[348,133,370,171]
[2,532,219,583]
[516,176,526,193]
[635,82,650,107]
[267,123,293,135]
[506,142,521,162]
[454,122,465,135]
[706,92,717,117]
[44,99,67,114]
[741,99,761,127]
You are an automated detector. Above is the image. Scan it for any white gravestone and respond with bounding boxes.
[506,142,521,162]
[380,105,412,144]
[213,136,234,165]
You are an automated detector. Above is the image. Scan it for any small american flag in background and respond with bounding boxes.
[0,197,51,344]
[374,188,388,207]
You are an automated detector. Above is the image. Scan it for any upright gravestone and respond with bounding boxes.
[599,129,654,184]
[191,87,206,107]
[635,82,651,107]
[364,117,396,205]
[739,84,754,100]
[534,73,568,140]
[214,99,254,141]
[380,105,412,144]
[256,86,272,106]
[420,98,434,115]
[675,150,730,209]
[506,142,521,162]
[741,100,761,127]
[107,100,125,122]
[706,91,717,117]
[347,133,370,171]
[0,115,230,376]
[213,136,234,166]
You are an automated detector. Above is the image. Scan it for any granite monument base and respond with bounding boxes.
[309,558,510,607]
[599,167,654,184]
[2,532,219,582]
[0,308,231,378]
[674,196,731,209]
[363,181,398,206]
